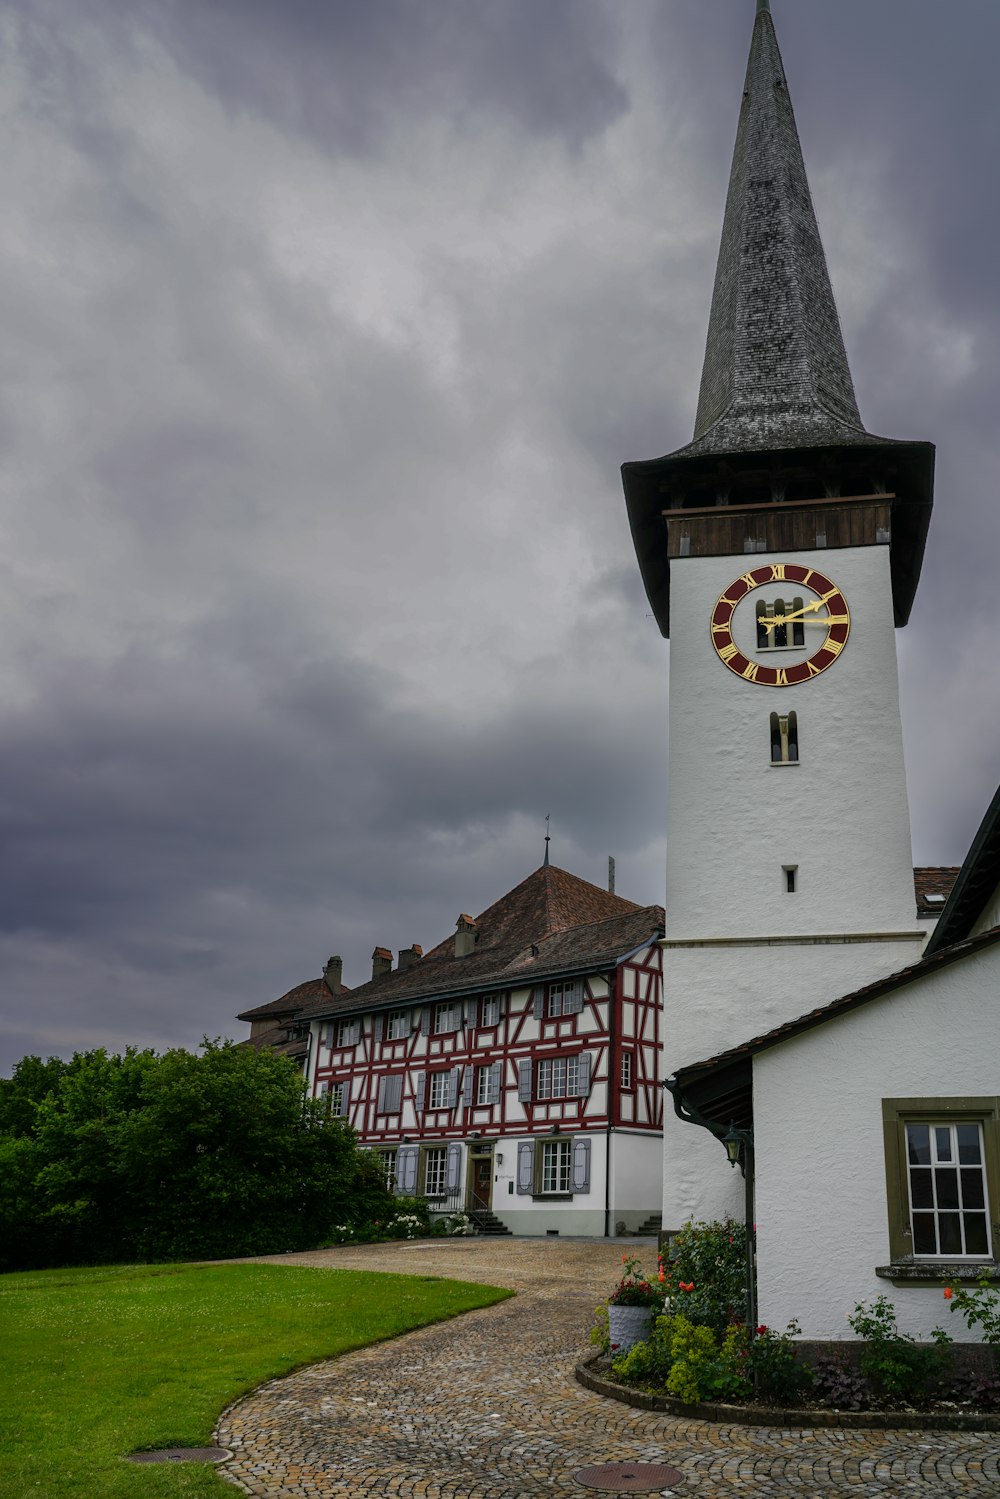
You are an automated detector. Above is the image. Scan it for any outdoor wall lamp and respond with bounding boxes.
[495,1153,503,1165]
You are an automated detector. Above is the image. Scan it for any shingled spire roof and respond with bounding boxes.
[691,2,863,455]
[623,3,934,636]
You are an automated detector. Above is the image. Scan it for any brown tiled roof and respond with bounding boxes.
[239,1026,309,1060]
[675,925,1000,1085]
[914,866,960,915]
[297,897,664,1022]
[237,865,659,1035]
[236,977,348,1023]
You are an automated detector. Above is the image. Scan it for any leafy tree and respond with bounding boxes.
[0,1040,395,1270]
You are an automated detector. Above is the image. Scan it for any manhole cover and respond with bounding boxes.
[574,1462,684,1492]
[127,1447,230,1464]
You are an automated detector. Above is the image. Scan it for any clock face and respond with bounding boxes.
[710,563,850,687]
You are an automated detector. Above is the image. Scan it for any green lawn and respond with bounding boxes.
[0,1260,512,1499]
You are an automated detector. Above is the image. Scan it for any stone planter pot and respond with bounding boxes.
[608,1304,654,1355]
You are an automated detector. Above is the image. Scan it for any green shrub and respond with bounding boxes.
[749,1320,813,1405]
[662,1216,749,1334]
[612,1313,749,1405]
[848,1295,953,1402]
[944,1274,1000,1345]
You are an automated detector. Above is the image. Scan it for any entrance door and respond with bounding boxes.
[468,1154,493,1213]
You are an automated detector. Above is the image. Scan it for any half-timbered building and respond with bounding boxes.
[244,863,664,1235]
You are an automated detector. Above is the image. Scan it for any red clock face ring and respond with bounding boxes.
[710,563,851,687]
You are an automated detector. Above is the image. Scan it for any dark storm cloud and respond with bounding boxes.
[89,0,629,156]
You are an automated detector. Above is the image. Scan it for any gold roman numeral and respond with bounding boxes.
[806,659,823,677]
[769,563,786,581]
[825,636,845,657]
[773,668,789,686]
[739,571,759,588]
[741,661,759,682]
[711,621,733,635]
[822,613,850,626]
[718,642,740,663]
[821,586,842,604]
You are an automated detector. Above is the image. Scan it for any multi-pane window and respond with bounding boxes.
[336,1018,360,1048]
[621,1051,633,1089]
[379,1149,397,1188]
[541,1140,572,1194]
[547,981,582,1018]
[537,1055,580,1100]
[319,1081,346,1116]
[906,1122,991,1257]
[428,1071,451,1109]
[386,1010,408,1040]
[480,994,501,1028]
[477,1065,493,1105]
[770,711,799,765]
[434,1001,461,1035]
[424,1147,448,1197]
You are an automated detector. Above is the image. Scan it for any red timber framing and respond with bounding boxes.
[309,945,664,1151]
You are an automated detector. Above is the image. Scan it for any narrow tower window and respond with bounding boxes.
[784,865,798,894]
[757,598,805,651]
[770,711,799,764]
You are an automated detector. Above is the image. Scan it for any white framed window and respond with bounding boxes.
[477,1066,491,1105]
[386,1009,408,1040]
[479,994,501,1028]
[424,1147,448,1198]
[318,1080,347,1117]
[541,1140,572,1194]
[769,711,799,765]
[428,1071,450,1109]
[336,1018,360,1048]
[378,1149,397,1188]
[546,981,583,1018]
[537,1055,580,1101]
[906,1122,991,1258]
[621,1051,633,1090]
[434,1001,461,1035]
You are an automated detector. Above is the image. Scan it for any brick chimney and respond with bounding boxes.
[323,955,344,995]
[455,914,477,958]
[371,947,393,980]
[398,944,423,971]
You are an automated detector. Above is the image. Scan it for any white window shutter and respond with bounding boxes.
[463,1064,474,1102]
[415,1072,426,1112]
[517,1059,533,1102]
[374,1013,384,1042]
[388,1074,402,1112]
[571,1136,591,1193]
[565,980,584,1014]
[532,988,544,1020]
[340,1080,351,1117]
[488,1061,502,1105]
[446,1142,462,1193]
[376,1075,388,1113]
[449,1066,462,1107]
[576,1052,592,1097]
[465,998,477,1027]
[517,1140,535,1195]
[420,1007,432,1036]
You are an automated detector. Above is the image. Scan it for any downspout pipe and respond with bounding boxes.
[604,969,616,1238]
[662,1076,757,1336]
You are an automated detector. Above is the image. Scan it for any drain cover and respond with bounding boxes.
[574,1462,683,1492]
[127,1447,230,1464]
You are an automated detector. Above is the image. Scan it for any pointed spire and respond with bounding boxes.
[621,4,935,637]
[543,814,551,868]
[692,1,863,454]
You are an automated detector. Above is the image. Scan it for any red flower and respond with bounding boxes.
[944,1287,954,1300]
[756,1324,768,1335]
[679,1281,694,1292]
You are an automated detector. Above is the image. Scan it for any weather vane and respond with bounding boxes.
[544,814,551,867]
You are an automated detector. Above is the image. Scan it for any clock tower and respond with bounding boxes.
[623,2,935,1228]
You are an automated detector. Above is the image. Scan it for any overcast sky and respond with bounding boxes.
[1,0,998,1073]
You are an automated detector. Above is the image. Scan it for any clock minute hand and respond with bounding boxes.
[768,599,826,627]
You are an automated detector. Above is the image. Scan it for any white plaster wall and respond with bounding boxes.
[666,546,917,941]
[753,942,1000,1340]
[610,1129,663,1221]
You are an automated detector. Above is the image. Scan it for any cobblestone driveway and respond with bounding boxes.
[216,1237,1000,1498]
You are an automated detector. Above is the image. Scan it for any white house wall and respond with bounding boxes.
[753,942,1000,1341]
